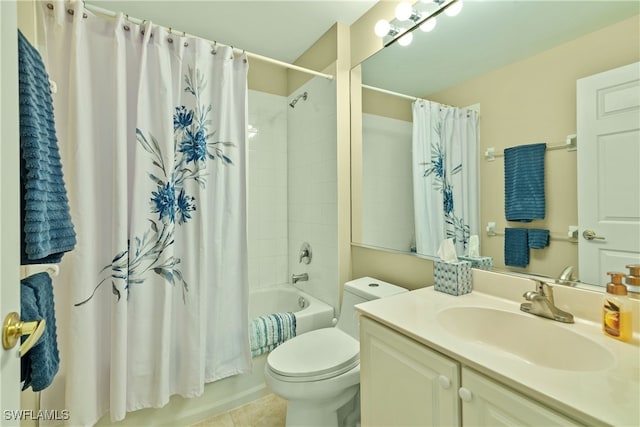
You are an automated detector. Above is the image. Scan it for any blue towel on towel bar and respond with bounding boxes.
[504,143,546,222]
[18,30,76,264]
[505,228,529,267]
[20,272,60,391]
[528,229,550,249]
[249,313,296,357]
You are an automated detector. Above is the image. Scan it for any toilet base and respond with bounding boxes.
[284,384,359,427]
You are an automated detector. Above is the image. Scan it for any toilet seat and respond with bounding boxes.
[266,328,359,382]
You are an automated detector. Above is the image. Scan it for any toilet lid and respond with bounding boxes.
[267,328,359,381]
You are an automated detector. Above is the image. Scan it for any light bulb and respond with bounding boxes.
[374,19,391,37]
[395,2,413,21]
[398,31,413,47]
[445,0,463,17]
[419,17,437,32]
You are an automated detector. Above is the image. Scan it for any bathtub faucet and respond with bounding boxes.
[291,273,309,284]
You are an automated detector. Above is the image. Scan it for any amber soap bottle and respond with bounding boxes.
[602,272,632,342]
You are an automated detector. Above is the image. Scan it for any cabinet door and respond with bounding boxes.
[360,317,460,427]
[460,367,580,426]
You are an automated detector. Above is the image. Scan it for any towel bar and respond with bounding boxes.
[486,227,578,243]
[485,135,577,161]
[20,264,59,280]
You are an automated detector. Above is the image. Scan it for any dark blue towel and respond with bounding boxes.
[504,143,546,222]
[528,229,550,249]
[505,228,529,267]
[18,30,76,264]
[20,272,60,391]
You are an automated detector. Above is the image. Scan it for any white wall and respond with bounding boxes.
[362,113,414,253]
[287,77,339,312]
[247,90,289,290]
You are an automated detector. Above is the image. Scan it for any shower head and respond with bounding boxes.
[289,91,308,108]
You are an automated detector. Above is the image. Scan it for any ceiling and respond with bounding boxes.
[86,0,377,64]
[362,1,640,97]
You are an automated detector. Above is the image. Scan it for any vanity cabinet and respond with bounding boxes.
[360,316,580,427]
[360,316,460,426]
[460,367,580,426]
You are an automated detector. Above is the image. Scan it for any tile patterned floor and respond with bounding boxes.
[191,394,287,427]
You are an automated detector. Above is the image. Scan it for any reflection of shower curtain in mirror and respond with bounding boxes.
[41,1,250,424]
[412,101,479,257]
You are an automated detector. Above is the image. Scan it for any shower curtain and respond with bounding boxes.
[40,2,250,424]
[412,100,479,256]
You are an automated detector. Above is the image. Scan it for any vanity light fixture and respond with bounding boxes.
[374,19,403,38]
[419,17,437,32]
[375,0,464,46]
[396,2,422,23]
[443,0,463,17]
[397,31,413,47]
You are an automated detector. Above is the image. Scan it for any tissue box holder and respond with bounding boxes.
[459,256,493,271]
[434,260,472,296]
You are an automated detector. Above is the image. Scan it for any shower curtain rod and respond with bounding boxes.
[82,3,335,81]
[361,84,462,110]
[362,84,419,102]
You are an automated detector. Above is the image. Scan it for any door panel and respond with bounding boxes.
[577,62,640,285]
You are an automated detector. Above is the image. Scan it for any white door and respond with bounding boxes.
[577,62,640,286]
[0,0,23,423]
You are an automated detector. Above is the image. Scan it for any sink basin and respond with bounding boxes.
[437,306,614,371]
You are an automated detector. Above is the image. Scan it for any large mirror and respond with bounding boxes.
[353,0,640,288]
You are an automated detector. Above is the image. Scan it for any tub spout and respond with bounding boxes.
[291,273,308,284]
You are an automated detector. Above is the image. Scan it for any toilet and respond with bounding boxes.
[264,277,407,427]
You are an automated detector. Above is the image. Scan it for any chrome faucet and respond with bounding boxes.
[291,273,309,284]
[520,280,574,323]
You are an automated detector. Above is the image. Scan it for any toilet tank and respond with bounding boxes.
[336,277,407,339]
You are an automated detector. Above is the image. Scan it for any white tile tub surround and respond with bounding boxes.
[287,77,339,313]
[362,113,414,252]
[247,90,289,289]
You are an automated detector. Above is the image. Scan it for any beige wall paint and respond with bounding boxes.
[362,87,412,121]
[248,59,288,95]
[288,23,338,94]
[349,9,640,289]
[351,245,434,290]
[336,22,353,292]
[249,21,339,97]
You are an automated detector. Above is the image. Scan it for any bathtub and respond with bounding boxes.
[95,284,336,426]
[142,284,337,425]
[249,284,336,334]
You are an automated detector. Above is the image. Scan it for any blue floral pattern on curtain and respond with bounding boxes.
[412,100,480,257]
[76,67,234,306]
[421,121,469,247]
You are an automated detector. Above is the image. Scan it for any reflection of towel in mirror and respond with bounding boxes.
[20,272,60,391]
[528,229,550,249]
[504,143,546,222]
[505,228,529,267]
[249,313,297,357]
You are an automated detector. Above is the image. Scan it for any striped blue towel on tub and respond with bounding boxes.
[249,312,297,357]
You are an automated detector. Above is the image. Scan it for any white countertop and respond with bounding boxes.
[356,284,640,426]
